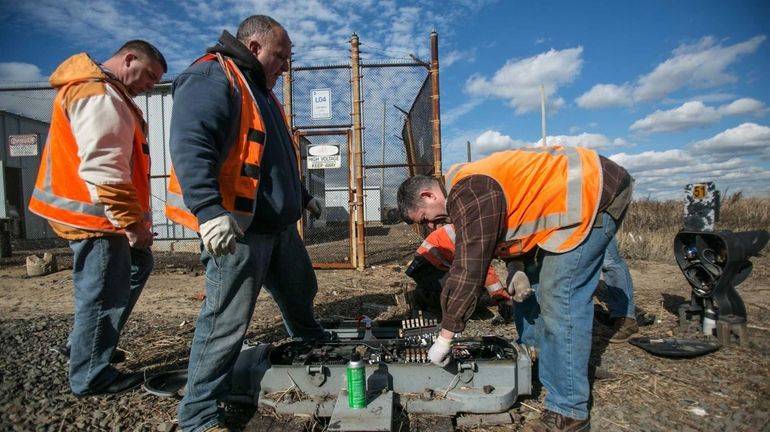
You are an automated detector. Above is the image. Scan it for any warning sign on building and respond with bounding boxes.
[307,144,341,169]
[8,134,39,157]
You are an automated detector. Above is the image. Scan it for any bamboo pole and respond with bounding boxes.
[430,30,442,177]
[351,33,366,271]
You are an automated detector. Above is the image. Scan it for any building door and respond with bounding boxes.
[296,130,355,269]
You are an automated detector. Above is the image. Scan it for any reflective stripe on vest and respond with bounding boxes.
[416,224,455,270]
[447,146,601,255]
[28,78,151,232]
[165,53,285,232]
[416,224,501,289]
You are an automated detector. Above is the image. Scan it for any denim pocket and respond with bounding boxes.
[201,251,224,282]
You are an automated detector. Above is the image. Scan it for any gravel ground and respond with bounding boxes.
[1,245,770,431]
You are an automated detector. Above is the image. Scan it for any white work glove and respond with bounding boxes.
[305,197,323,219]
[199,214,244,256]
[508,270,534,303]
[428,335,453,367]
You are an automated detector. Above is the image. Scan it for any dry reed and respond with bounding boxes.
[618,194,770,262]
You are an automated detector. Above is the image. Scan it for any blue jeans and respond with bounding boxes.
[68,237,153,395]
[178,226,325,432]
[513,212,619,420]
[602,236,635,319]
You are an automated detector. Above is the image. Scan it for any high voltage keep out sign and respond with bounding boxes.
[307,144,341,169]
[8,134,39,157]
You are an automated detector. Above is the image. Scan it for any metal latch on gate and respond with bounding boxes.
[306,365,328,386]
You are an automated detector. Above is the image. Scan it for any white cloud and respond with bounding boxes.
[536,133,616,149]
[631,101,720,133]
[609,149,694,172]
[442,48,476,67]
[442,99,483,125]
[473,130,530,154]
[0,62,46,84]
[718,98,767,116]
[469,130,631,159]
[441,126,770,200]
[575,83,632,109]
[634,36,765,101]
[465,47,583,114]
[631,99,768,133]
[6,0,493,75]
[608,149,770,200]
[577,35,766,109]
[608,121,770,200]
[691,122,770,155]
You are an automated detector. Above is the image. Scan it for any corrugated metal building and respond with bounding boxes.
[0,83,186,241]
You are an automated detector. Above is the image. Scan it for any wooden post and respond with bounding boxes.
[284,53,305,239]
[284,56,294,130]
[430,30,442,177]
[351,34,366,271]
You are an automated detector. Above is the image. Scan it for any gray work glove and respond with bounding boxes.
[306,197,323,219]
[508,270,534,303]
[199,214,244,256]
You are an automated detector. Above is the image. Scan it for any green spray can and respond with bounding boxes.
[346,352,366,408]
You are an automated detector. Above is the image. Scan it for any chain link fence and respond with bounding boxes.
[0,33,442,268]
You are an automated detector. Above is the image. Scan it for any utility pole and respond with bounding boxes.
[466,140,471,162]
[540,83,547,146]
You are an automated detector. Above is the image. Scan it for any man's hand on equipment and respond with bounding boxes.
[125,223,154,249]
[508,270,533,303]
[199,214,244,256]
[306,198,323,219]
[428,332,454,366]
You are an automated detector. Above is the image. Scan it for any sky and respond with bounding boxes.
[1,0,769,201]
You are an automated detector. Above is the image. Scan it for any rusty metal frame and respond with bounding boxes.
[294,129,356,270]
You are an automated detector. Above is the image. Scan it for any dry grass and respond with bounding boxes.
[618,194,770,262]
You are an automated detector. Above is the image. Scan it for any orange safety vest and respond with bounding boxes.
[445,145,602,257]
[416,224,504,292]
[165,53,297,232]
[28,78,150,232]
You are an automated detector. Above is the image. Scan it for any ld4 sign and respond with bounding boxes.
[311,89,332,120]
[307,144,341,169]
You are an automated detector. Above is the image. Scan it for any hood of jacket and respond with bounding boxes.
[48,53,109,89]
[206,30,268,90]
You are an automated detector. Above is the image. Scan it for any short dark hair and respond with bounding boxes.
[397,175,440,223]
[114,40,167,73]
[236,15,284,44]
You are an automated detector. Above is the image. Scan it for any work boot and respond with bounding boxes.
[75,371,144,398]
[608,317,639,343]
[523,410,590,432]
[588,363,617,381]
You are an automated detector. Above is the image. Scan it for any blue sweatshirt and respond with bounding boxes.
[169,30,310,232]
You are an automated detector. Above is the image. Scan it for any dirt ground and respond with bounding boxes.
[1,239,769,431]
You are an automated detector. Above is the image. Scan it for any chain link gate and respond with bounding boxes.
[287,32,442,269]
